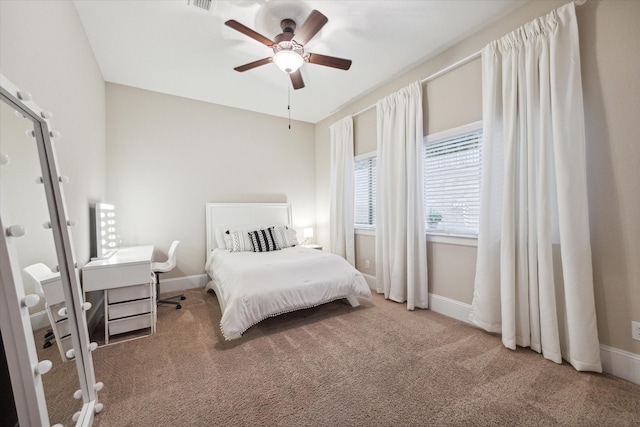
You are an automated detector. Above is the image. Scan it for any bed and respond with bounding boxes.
[204,203,371,340]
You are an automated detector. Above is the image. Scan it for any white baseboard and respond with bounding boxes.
[361,273,376,291]
[30,310,50,331]
[428,293,473,324]
[599,344,640,385]
[159,273,208,293]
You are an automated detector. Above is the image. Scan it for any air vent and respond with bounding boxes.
[188,0,213,12]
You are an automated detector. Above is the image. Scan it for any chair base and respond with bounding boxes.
[155,272,186,309]
[157,293,186,310]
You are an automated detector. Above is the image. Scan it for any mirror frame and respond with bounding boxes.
[0,73,100,426]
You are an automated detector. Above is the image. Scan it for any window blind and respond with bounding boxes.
[423,128,482,236]
[354,156,376,227]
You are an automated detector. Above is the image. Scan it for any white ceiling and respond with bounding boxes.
[73,0,526,124]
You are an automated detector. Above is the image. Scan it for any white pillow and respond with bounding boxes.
[271,225,299,248]
[214,224,258,249]
[286,228,299,246]
[224,229,255,252]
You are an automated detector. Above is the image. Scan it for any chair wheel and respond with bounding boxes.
[176,304,182,310]
[43,342,52,349]
[180,296,186,300]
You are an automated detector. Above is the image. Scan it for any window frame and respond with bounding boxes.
[354,151,376,234]
[423,121,483,245]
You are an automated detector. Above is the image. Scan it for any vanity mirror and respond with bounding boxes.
[0,74,102,426]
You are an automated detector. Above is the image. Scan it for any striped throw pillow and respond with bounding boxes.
[248,227,281,252]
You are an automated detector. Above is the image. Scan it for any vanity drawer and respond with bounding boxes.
[108,314,152,336]
[108,299,153,321]
[83,263,152,291]
[107,283,152,304]
[56,318,71,337]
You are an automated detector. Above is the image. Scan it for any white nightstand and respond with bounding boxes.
[300,244,323,250]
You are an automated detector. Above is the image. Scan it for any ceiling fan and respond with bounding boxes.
[225,10,352,90]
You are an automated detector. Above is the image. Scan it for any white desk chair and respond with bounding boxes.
[152,240,185,309]
[23,263,70,361]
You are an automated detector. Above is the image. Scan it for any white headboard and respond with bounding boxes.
[205,203,292,253]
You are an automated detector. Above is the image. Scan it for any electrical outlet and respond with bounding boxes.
[632,321,640,341]
[365,260,370,269]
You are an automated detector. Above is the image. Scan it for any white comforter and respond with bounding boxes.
[205,246,371,340]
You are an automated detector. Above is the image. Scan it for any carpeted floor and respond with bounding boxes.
[43,288,640,426]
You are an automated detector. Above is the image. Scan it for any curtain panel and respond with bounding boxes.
[329,116,355,265]
[469,3,601,372]
[375,81,428,310]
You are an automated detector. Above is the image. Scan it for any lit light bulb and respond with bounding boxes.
[273,50,304,74]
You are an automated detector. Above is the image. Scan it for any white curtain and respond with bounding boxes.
[329,116,355,265]
[469,3,601,372]
[375,81,428,310]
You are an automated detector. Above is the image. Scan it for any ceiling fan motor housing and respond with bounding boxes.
[274,19,296,44]
[272,18,306,72]
[280,19,296,33]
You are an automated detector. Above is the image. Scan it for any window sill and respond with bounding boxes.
[355,227,477,247]
[426,233,477,247]
[355,227,375,236]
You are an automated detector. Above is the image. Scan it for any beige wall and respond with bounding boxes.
[105,83,316,277]
[315,0,640,355]
[578,0,640,355]
[0,0,106,264]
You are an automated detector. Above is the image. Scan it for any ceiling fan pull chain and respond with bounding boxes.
[288,83,291,130]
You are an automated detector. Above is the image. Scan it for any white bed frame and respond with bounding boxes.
[204,202,359,319]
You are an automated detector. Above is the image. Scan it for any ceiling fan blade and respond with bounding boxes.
[234,57,272,72]
[307,53,352,70]
[294,10,328,45]
[225,20,274,47]
[290,70,305,90]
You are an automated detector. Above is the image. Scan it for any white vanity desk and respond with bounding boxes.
[82,245,156,344]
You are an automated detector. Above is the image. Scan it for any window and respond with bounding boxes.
[423,122,482,236]
[354,153,376,228]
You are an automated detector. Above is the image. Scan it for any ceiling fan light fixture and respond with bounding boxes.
[273,50,304,74]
